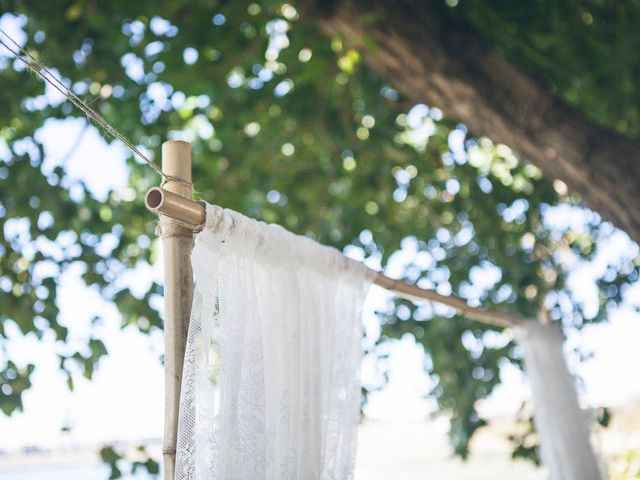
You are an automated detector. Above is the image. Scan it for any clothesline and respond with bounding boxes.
[145,186,526,329]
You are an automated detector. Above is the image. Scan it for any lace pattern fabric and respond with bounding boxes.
[176,203,374,479]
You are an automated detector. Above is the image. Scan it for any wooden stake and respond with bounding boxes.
[158,140,193,479]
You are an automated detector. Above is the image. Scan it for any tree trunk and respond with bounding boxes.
[303,0,640,244]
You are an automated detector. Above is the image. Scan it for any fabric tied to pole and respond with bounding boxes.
[516,321,602,480]
[175,202,374,479]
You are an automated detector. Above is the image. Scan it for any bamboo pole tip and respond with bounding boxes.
[162,140,192,156]
[162,140,192,188]
[162,139,191,147]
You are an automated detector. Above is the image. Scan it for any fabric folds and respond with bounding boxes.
[516,321,602,480]
[175,202,374,480]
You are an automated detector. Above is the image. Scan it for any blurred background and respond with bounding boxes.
[0,1,639,478]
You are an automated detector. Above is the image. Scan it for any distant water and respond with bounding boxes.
[0,462,156,479]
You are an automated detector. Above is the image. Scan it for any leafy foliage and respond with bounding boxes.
[100,444,159,479]
[0,0,638,471]
[609,446,640,480]
[0,360,34,415]
[455,0,640,138]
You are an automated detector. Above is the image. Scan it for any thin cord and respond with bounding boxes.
[0,29,189,187]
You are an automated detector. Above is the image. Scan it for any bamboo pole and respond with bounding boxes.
[157,141,193,480]
[374,275,523,327]
[144,186,526,328]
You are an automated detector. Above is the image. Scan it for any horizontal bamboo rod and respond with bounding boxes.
[374,275,523,328]
[144,187,524,328]
[146,187,206,227]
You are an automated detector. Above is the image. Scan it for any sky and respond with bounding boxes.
[0,11,639,459]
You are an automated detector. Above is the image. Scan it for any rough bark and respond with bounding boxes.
[303,0,640,244]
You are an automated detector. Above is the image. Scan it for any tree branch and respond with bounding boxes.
[302,0,640,244]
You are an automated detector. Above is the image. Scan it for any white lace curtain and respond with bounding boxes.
[175,202,374,480]
[173,202,601,479]
[516,321,602,480]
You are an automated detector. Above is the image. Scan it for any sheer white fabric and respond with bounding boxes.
[516,322,601,480]
[175,202,374,480]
